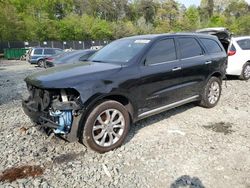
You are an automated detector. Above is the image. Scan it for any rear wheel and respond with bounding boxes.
[37,59,44,67]
[199,76,222,108]
[81,100,130,153]
[240,63,250,80]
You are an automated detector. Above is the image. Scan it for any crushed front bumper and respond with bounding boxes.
[22,100,61,129]
[22,99,83,142]
[22,100,45,123]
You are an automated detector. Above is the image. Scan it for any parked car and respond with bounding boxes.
[22,33,227,153]
[44,49,97,68]
[227,36,250,80]
[28,47,63,66]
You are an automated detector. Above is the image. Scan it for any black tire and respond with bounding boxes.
[37,59,44,67]
[80,100,130,153]
[199,76,222,108]
[239,63,250,80]
[44,61,48,69]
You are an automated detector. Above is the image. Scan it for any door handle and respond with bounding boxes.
[205,61,212,65]
[172,67,182,71]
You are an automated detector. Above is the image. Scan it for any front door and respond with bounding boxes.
[138,38,184,114]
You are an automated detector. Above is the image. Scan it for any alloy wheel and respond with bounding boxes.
[208,81,220,104]
[244,65,250,79]
[92,109,125,147]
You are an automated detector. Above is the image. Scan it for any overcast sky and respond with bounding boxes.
[177,0,250,7]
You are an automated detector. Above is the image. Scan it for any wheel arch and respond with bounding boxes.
[210,72,223,80]
[82,93,136,123]
[75,93,136,142]
[102,95,135,119]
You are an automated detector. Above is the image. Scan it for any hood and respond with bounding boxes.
[196,27,231,41]
[25,61,122,89]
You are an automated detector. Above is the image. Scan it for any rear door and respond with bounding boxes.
[237,38,250,58]
[199,37,227,76]
[176,36,211,97]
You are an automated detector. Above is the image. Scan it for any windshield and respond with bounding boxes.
[89,38,150,64]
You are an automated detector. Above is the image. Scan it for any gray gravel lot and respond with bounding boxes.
[0,60,249,188]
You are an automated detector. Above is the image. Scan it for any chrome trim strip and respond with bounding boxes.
[180,55,204,61]
[148,59,179,66]
[138,95,199,119]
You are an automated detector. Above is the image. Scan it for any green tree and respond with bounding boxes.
[0,1,23,41]
[184,6,200,30]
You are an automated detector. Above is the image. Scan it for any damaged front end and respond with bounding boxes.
[22,84,84,140]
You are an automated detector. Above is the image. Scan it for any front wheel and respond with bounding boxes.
[199,76,222,108]
[81,100,130,153]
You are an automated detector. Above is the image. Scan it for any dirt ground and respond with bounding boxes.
[0,60,249,188]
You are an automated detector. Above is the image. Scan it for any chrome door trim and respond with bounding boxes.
[138,95,200,119]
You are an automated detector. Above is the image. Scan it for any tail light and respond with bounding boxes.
[228,44,236,56]
[228,50,236,56]
[46,57,54,62]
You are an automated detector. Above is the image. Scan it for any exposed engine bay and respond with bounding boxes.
[23,84,83,135]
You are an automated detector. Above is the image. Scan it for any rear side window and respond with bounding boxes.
[178,38,203,59]
[146,39,177,65]
[55,49,63,54]
[200,38,222,53]
[44,49,56,55]
[229,44,236,51]
[237,39,250,50]
[33,49,43,55]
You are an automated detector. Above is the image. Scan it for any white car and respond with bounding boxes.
[227,36,250,80]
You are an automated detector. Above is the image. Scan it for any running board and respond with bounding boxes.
[138,95,200,119]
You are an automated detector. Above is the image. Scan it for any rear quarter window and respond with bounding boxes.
[237,39,250,50]
[200,38,223,54]
[33,49,43,55]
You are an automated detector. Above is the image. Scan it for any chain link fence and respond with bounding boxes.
[0,40,109,53]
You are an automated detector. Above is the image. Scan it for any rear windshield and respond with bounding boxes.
[237,39,250,50]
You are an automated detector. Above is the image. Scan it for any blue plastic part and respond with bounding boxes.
[50,110,73,134]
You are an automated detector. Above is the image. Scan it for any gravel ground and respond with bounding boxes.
[0,60,249,188]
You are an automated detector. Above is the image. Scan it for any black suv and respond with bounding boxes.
[22,33,227,153]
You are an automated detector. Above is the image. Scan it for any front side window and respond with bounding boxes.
[89,38,150,64]
[237,39,250,50]
[178,38,203,59]
[146,39,177,65]
[200,38,223,54]
[33,49,43,55]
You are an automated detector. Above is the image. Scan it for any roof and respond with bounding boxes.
[122,32,217,40]
[233,36,250,41]
[32,47,62,50]
[196,27,229,32]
